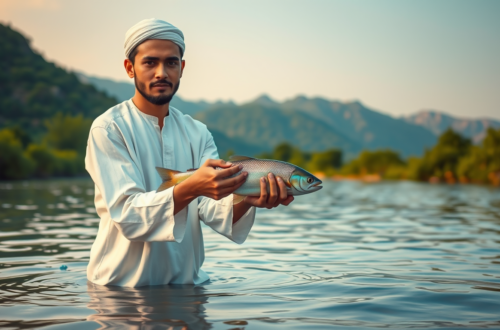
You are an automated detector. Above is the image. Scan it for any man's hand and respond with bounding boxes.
[244,172,294,209]
[232,172,294,223]
[173,159,247,214]
[187,159,247,200]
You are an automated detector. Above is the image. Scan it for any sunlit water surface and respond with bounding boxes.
[0,179,499,330]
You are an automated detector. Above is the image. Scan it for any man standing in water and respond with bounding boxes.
[85,18,294,287]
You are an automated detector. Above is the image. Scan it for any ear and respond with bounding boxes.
[124,59,134,78]
[180,60,186,78]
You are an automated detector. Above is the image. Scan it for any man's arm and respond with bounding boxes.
[86,126,191,242]
[172,159,247,215]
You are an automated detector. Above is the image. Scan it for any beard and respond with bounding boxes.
[134,76,180,106]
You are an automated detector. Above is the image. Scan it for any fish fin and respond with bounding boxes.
[232,194,246,205]
[229,155,255,162]
[157,181,176,192]
[186,168,198,172]
[156,167,182,192]
[156,167,181,181]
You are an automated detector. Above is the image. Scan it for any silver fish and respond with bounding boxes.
[156,155,323,204]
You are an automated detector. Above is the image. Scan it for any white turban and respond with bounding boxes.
[124,18,185,59]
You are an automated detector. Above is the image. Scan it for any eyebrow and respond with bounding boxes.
[141,56,180,61]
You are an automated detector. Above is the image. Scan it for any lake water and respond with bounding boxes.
[0,179,499,329]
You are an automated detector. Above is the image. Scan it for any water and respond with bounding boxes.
[1,179,499,329]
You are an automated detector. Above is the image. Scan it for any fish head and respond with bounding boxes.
[289,168,323,195]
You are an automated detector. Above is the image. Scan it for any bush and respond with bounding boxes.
[44,112,92,153]
[26,144,57,177]
[52,149,82,176]
[0,128,34,179]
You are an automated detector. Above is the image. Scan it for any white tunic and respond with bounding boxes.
[85,99,256,287]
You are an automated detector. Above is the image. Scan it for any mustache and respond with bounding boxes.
[150,80,173,88]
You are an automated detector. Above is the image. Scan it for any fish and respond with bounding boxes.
[155,155,323,204]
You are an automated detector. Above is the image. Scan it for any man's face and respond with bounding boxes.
[129,39,185,105]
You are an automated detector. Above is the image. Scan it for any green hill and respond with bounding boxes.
[280,96,437,157]
[0,23,117,135]
[195,103,361,158]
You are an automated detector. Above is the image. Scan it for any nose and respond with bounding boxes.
[155,63,168,80]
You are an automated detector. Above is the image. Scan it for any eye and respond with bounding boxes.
[307,177,313,184]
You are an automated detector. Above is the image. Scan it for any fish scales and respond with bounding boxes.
[221,159,296,196]
[155,155,322,203]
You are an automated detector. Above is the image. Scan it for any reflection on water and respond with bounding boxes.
[87,282,211,330]
[0,179,500,329]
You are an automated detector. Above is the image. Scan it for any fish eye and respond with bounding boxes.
[307,177,313,184]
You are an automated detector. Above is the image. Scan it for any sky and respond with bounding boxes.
[1,0,499,119]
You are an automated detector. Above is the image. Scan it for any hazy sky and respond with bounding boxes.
[1,0,499,119]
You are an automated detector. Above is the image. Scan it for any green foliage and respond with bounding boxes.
[307,149,342,174]
[25,143,82,178]
[52,150,82,176]
[414,128,471,181]
[0,23,117,130]
[0,128,34,179]
[341,149,404,177]
[456,128,500,183]
[10,125,32,148]
[44,113,92,153]
[257,142,339,174]
[25,144,57,177]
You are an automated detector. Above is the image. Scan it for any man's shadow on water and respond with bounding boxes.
[86,281,212,330]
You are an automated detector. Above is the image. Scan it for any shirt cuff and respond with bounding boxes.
[221,194,256,244]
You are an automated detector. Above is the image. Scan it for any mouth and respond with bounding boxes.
[152,84,171,89]
[309,180,322,192]
[309,185,323,192]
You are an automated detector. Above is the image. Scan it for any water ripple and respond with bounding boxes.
[0,179,499,329]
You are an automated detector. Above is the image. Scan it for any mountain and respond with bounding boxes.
[76,73,220,116]
[0,23,117,133]
[279,96,437,157]
[194,103,361,157]
[403,110,500,143]
[210,129,263,158]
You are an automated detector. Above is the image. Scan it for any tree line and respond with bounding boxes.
[257,127,500,186]
[1,113,499,186]
[0,113,91,179]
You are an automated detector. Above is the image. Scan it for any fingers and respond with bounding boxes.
[258,176,268,204]
[244,175,293,208]
[218,171,248,190]
[210,175,247,200]
[267,173,278,208]
[276,176,288,203]
[281,195,294,206]
[204,158,233,169]
[216,164,243,178]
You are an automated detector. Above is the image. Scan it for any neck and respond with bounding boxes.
[132,92,170,129]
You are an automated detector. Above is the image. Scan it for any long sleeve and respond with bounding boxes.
[197,131,256,244]
[85,126,188,242]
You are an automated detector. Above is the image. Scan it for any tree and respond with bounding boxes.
[0,128,34,179]
[44,112,92,153]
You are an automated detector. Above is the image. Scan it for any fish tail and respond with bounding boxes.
[232,194,246,205]
[156,167,185,192]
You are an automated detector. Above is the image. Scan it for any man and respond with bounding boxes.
[85,18,294,287]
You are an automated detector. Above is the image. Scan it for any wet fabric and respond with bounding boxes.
[85,99,256,287]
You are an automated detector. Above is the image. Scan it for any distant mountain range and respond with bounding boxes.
[78,74,499,158]
[403,110,500,144]
[76,73,224,117]
[3,22,496,160]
